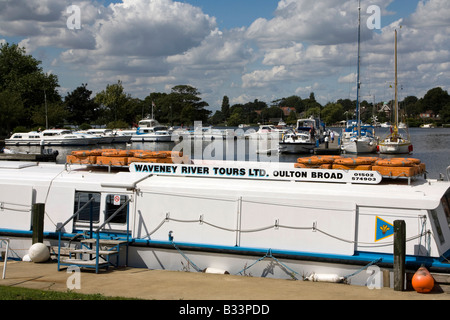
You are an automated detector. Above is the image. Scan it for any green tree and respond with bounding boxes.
[275,95,304,113]
[440,104,450,124]
[64,84,100,125]
[321,103,344,125]
[419,87,450,115]
[0,42,61,132]
[170,85,210,125]
[95,80,130,124]
[0,90,24,134]
[31,102,68,129]
[221,96,230,119]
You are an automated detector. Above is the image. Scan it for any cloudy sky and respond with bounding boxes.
[1,0,449,112]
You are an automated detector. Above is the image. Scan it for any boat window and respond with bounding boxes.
[74,192,101,222]
[441,188,450,230]
[430,209,445,245]
[105,195,128,224]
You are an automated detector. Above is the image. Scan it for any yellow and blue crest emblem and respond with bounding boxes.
[375,217,394,242]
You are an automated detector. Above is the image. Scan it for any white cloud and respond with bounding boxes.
[1,0,450,108]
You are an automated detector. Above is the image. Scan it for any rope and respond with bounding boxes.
[171,241,202,272]
[139,214,431,250]
[343,258,382,280]
[235,249,300,280]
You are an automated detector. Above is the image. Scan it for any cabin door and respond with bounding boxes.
[101,194,131,234]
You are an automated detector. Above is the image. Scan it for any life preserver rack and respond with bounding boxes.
[66,150,426,184]
[295,156,426,180]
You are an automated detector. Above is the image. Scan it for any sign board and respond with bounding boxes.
[129,161,382,185]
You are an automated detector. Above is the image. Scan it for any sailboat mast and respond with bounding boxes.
[394,29,399,131]
[356,0,362,137]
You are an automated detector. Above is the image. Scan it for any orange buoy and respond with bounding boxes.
[411,266,434,293]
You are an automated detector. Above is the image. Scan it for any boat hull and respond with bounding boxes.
[279,142,315,154]
[379,142,412,154]
[3,233,449,287]
[131,135,173,142]
[342,138,377,154]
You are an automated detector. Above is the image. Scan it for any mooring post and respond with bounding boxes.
[32,203,45,244]
[394,220,406,291]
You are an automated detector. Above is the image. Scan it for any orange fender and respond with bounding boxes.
[412,266,435,293]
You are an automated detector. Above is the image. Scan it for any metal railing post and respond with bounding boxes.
[1,238,10,279]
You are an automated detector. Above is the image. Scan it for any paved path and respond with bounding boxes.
[1,261,448,300]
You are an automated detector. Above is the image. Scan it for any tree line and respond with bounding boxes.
[1,42,449,136]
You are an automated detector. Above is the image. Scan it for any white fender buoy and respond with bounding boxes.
[306,273,344,283]
[22,254,32,262]
[203,267,230,275]
[28,243,50,263]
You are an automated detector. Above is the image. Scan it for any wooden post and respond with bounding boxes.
[394,220,406,291]
[32,203,45,244]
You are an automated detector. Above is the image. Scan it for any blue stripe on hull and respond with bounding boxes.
[2,229,449,272]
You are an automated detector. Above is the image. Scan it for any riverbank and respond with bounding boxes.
[1,261,448,301]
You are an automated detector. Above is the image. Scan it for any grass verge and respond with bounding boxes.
[0,285,140,300]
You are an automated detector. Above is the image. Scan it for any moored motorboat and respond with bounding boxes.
[131,118,172,142]
[279,129,315,154]
[5,131,42,146]
[41,129,99,146]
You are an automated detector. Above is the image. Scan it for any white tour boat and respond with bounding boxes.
[0,151,449,287]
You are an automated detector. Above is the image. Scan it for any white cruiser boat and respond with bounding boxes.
[0,154,449,287]
[41,129,99,146]
[6,130,98,146]
[5,132,42,146]
[131,118,172,142]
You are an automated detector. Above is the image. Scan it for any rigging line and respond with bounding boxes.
[142,190,237,203]
[0,207,31,213]
[138,215,431,249]
[43,168,67,227]
[0,202,31,208]
[241,199,354,213]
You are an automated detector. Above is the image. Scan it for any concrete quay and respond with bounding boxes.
[1,261,448,301]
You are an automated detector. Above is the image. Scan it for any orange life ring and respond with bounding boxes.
[102,150,134,157]
[297,156,338,165]
[375,158,416,167]
[334,157,375,166]
[391,158,421,165]
[133,151,172,159]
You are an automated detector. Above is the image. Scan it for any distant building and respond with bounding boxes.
[280,106,296,116]
[420,110,439,119]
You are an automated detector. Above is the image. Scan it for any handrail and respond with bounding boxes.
[95,198,132,273]
[95,198,132,233]
[447,165,450,181]
[1,238,10,279]
[57,196,132,273]
[57,196,96,232]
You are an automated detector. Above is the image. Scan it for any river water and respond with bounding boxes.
[6,127,450,180]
